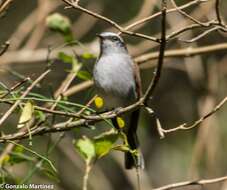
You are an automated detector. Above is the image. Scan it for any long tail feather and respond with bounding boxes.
[125,109,144,169]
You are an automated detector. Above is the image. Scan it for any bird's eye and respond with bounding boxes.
[112,36,119,41]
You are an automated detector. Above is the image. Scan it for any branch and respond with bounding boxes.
[0,77,30,99]
[0,0,166,142]
[157,96,227,137]
[0,69,51,127]
[0,0,227,144]
[166,21,215,40]
[0,0,14,14]
[61,0,160,43]
[143,0,167,104]
[153,175,227,190]
[0,41,10,56]
[135,42,227,64]
[0,97,143,142]
[2,42,227,66]
[123,0,208,32]
[181,25,226,43]
[170,0,209,26]
[215,0,223,25]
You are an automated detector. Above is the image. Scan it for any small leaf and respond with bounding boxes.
[14,145,24,153]
[46,13,71,34]
[58,52,73,64]
[58,52,82,74]
[17,101,34,129]
[117,117,125,129]
[74,136,96,163]
[35,110,46,122]
[94,131,119,159]
[82,53,96,59]
[2,155,10,164]
[77,70,92,81]
[94,96,104,109]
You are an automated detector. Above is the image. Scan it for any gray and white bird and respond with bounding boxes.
[93,32,143,169]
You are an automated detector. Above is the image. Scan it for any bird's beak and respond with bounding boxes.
[96,33,103,39]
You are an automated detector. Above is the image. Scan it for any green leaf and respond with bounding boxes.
[58,52,73,64]
[14,145,24,153]
[58,52,82,74]
[34,110,46,122]
[63,33,74,43]
[17,101,34,129]
[94,131,119,159]
[46,13,71,34]
[77,70,92,81]
[74,136,96,163]
[81,53,96,59]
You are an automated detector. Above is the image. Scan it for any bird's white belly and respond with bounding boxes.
[93,55,136,109]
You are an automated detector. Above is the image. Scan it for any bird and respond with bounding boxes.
[93,32,143,169]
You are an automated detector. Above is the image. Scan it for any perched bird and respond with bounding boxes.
[93,32,143,169]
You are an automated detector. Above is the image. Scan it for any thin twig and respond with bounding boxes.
[0,69,51,127]
[166,21,217,40]
[143,0,167,104]
[0,95,226,142]
[83,163,92,190]
[61,0,160,43]
[181,25,225,43]
[159,96,227,135]
[215,0,223,25]
[153,175,227,190]
[135,42,227,64]
[0,41,10,56]
[0,0,14,14]
[0,77,30,99]
[170,0,208,26]
[123,0,209,32]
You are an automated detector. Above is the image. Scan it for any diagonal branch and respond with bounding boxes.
[0,41,10,56]
[153,175,227,190]
[0,69,51,127]
[61,0,160,43]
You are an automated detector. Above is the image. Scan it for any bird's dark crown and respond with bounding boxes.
[98,32,124,43]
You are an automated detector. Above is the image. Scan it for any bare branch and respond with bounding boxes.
[157,96,227,136]
[123,0,209,32]
[0,69,51,127]
[0,41,10,56]
[61,0,160,43]
[0,0,14,14]
[181,25,225,43]
[170,0,208,26]
[215,0,223,25]
[135,43,227,64]
[143,0,167,104]
[0,77,30,99]
[153,175,227,190]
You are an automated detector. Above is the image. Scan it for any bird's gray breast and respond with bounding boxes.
[93,54,137,109]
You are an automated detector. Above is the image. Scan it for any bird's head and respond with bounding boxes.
[97,32,128,55]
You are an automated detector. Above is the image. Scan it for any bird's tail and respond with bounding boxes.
[125,109,144,169]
